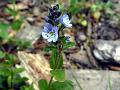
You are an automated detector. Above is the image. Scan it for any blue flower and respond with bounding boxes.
[44,16,59,23]
[42,23,58,42]
[60,14,72,28]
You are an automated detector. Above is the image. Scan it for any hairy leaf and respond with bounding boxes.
[50,80,74,90]
[50,69,66,82]
[38,79,48,90]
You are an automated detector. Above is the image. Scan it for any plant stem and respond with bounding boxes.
[10,68,14,89]
[108,76,112,90]
[48,25,63,89]
[48,76,53,89]
[48,46,62,89]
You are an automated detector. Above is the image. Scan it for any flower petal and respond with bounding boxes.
[53,26,58,32]
[47,37,53,42]
[53,26,58,42]
[42,32,50,39]
[66,23,72,28]
[44,16,49,22]
[43,23,53,32]
[42,23,59,42]
[60,14,72,28]
[53,33,58,42]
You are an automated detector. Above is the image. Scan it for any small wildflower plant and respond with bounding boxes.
[0,0,34,89]
[39,4,75,90]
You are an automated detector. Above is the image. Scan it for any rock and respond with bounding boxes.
[77,32,87,41]
[7,3,29,10]
[16,24,43,44]
[75,31,87,47]
[21,0,32,5]
[96,22,120,40]
[113,0,120,13]
[93,40,120,64]
[17,51,50,90]
[32,0,50,12]
[112,46,120,62]
[66,69,120,90]
[33,7,41,16]
[27,17,35,23]
[66,50,93,68]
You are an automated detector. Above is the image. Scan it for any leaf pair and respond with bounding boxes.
[39,79,74,90]
[50,49,63,69]
[50,69,66,82]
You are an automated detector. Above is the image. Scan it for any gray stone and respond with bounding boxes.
[16,24,43,44]
[67,50,93,68]
[33,7,41,16]
[96,22,120,40]
[32,0,50,12]
[66,70,120,90]
[77,32,87,41]
[93,40,120,63]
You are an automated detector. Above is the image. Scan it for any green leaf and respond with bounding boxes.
[57,55,63,69]
[63,42,75,50]
[0,63,10,69]
[49,44,63,69]
[0,68,11,76]
[69,0,80,14]
[20,84,35,90]
[0,23,9,30]
[0,60,13,69]
[4,7,18,16]
[0,76,4,89]
[70,0,78,7]
[5,54,17,62]
[13,68,25,75]
[50,49,58,69]
[50,80,74,90]
[105,1,113,9]
[15,76,28,84]
[0,51,5,58]
[50,69,66,82]
[60,36,66,44]
[91,4,98,12]
[69,6,80,14]
[7,75,12,88]
[0,23,9,40]
[4,54,17,66]
[11,20,22,31]
[44,45,56,52]
[38,79,48,90]
[9,38,31,49]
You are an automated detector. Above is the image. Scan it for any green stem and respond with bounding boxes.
[48,76,53,89]
[48,25,64,89]
[48,47,62,89]
[10,68,14,89]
